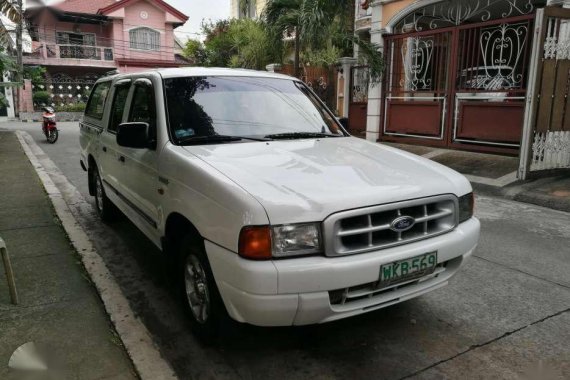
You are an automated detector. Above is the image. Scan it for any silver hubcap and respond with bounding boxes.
[184,255,210,324]
[95,174,104,213]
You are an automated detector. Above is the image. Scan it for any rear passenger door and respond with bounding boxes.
[100,79,131,195]
[120,78,160,234]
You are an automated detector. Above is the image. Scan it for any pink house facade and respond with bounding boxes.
[21,0,188,113]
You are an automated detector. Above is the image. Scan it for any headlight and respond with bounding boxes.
[272,223,322,258]
[238,223,322,260]
[458,193,474,223]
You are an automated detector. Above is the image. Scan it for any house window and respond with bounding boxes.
[129,27,160,51]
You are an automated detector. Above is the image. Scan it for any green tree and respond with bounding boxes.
[227,19,280,70]
[182,39,207,65]
[23,66,46,84]
[201,19,234,67]
[264,0,383,82]
[1,0,23,81]
[194,19,281,70]
[0,48,17,106]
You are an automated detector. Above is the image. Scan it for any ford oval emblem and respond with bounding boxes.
[390,216,416,232]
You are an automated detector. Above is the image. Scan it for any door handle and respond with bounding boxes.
[119,156,125,163]
[102,146,107,152]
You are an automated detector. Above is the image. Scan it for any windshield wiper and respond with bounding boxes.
[178,135,243,145]
[264,132,343,140]
[178,134,272,145]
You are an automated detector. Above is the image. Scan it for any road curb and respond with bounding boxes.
[15,131,178,380]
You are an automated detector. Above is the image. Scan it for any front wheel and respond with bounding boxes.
[47,128,58,144]
[179,235,228,342]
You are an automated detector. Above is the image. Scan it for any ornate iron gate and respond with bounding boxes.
[384,30,452,141]
[349,65,369,137]
[382,0,542,152]
[520,7,570,177]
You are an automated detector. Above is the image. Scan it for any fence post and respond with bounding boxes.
[338,57,358,118]
[0,237,19,305]
[519,8,545,180]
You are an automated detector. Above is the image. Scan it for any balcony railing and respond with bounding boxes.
[24,43,115,66]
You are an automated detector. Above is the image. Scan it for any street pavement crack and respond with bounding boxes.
[0,224,56,232]
[474,255,570,290]
[397,306,570,380]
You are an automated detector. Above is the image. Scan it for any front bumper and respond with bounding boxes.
[206,217,480,326]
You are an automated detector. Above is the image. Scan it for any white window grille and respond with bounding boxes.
[129,27,160,51]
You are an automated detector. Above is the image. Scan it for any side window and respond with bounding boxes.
[85,81,111,120]
[108,83,131,133]
[128,80,156,129]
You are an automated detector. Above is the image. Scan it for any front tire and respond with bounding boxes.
[178,235,228,342]
[92,167,116,222]
[47,128,58,144]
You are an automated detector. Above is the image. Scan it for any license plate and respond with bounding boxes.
[379,252,438,287]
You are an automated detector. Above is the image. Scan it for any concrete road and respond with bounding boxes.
[5,122,570,379]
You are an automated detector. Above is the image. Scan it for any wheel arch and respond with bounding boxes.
[162,212,203,255]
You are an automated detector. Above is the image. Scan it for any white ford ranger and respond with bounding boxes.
[80,68,480,337]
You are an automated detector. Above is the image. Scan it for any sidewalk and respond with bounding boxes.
[388,143,570,213]
[0,131,137,379]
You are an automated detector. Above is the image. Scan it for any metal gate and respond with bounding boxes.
[383,4,538,153]
[520,7,570,178]
[349,66,369,137]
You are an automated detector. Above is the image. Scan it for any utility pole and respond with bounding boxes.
[15,0,23,83]
[14,0,23,117]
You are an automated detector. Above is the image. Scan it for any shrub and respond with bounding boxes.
[32,90,50,106]
[55,103,86,112]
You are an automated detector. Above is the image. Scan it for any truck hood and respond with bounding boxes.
[181,138,471,224]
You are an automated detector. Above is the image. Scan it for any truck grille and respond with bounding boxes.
[323,195,458,257]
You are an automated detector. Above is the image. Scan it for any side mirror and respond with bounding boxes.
[117,122,152,149]
[338,117,349,130]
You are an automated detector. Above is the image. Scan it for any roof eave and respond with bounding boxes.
[98,0,188,23]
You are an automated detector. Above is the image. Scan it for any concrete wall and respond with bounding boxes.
[381,0,414,27]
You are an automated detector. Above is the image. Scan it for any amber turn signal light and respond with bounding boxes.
[239,226,272,260]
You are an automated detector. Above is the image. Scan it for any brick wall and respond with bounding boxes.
[18,80,34,114]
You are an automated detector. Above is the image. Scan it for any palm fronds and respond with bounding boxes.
[0,0,22,23]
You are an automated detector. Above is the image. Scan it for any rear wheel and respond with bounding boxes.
[92,167,116,222]
[47,128,58,144]
[178,234,228,342]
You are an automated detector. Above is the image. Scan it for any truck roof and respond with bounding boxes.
[104,67,296,81]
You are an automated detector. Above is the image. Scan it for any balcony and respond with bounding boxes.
[355,1,372,33]
[23,42,116,68]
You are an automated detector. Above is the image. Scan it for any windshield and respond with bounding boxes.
[163,76,345,143]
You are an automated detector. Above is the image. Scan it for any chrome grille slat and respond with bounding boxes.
[338,224,391,237]
[415,209,453,223]
[324,195,458,257]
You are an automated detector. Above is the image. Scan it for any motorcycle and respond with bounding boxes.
[41,106,58,144]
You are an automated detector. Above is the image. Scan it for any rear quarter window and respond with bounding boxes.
[85,81,111,120]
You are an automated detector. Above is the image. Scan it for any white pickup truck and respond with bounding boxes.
[79,68,480,338]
